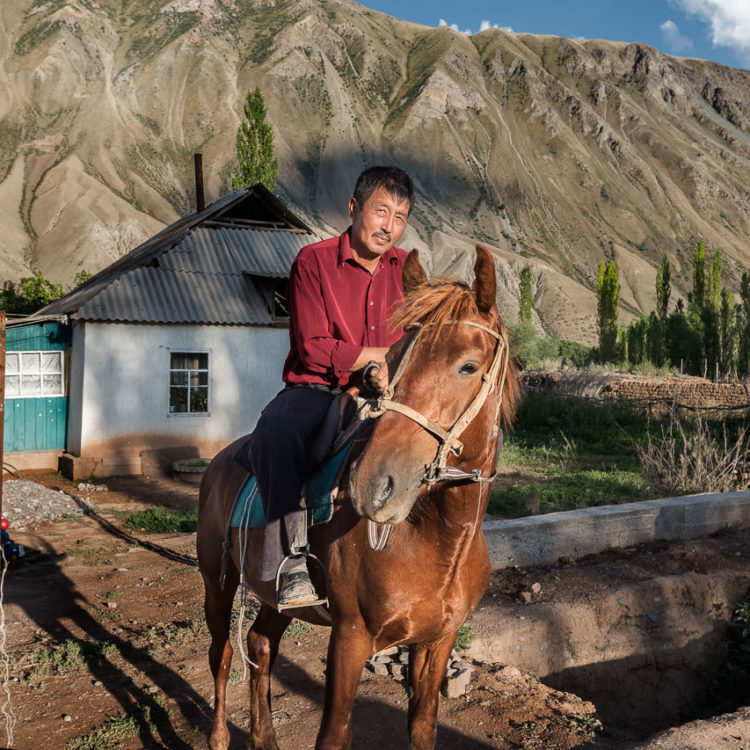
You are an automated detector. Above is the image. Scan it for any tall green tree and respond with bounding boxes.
[708,251,722,311]
[518,265,533,324]
[232,87,279,191]
[596,259,620,363]
[655,255,671,321]
[719,290,737,376]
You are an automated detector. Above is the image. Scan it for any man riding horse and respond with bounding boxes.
[244,166,414,608]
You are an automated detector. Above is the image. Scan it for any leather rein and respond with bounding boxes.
[357,319,510,486]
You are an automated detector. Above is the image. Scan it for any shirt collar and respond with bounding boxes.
[338,228,401,269]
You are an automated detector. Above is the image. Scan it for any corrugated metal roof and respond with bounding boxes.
[164,226,310,277]
[33,185,320,325]
[74,267,273,324]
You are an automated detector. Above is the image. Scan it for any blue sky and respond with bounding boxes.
[359,0,750,71]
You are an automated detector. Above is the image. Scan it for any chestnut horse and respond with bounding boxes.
[197,245,520,750]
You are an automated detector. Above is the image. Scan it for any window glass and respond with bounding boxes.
[4,350,63,398]
[169,352,209,414]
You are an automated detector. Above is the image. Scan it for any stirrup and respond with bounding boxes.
[274,551,328,612]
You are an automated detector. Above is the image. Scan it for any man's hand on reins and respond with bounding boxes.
[350,346,390,395]
[363,360,389,396]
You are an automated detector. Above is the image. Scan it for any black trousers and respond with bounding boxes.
[248,386,338,580]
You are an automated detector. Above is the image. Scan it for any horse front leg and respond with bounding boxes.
[407,635,456,750]
[316,622,372,750]
[246,603,292,750]
[204,565,240,750]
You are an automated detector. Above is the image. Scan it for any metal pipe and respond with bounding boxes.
[194,153,205,213]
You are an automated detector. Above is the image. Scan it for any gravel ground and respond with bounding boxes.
[1,479,100,531]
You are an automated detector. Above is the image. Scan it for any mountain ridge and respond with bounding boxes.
[2,0,750,344]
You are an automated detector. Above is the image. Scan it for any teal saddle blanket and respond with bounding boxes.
[230,439,352,529]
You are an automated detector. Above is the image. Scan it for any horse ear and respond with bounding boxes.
[403,249,428,293]
[472,244,497,313]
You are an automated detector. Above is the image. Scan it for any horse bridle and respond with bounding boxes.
[360,319,509,485]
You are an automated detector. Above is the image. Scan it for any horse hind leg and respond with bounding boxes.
[246,603,292,750]
[407,635,456,750]
[203,562,240,750]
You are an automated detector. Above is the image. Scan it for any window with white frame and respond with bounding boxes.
[5,350,64,398]
[169,352,209,414]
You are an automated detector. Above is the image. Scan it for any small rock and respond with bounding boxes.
[389,663,405,680]
[519,591,533,604]
[441,668,471,698]
[106,601,118,609]
[93,680,102,687]
[497,665,522,680]
[530,582,542,594]
[372,661,389,676]
[147,686,158,694]
[62,714,72,722]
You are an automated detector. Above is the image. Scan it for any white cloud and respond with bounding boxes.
[438,19,471,35]
[438,19,512,35]
[479,20,513,33]
[660,19,694,53]
[673,0,750,62]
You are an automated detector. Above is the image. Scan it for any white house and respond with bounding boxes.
[22,184,319,479]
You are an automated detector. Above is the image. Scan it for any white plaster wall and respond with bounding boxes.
[73,322,288,456]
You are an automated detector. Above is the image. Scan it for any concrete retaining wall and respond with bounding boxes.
[483,491,750,569]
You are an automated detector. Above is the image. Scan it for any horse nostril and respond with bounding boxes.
[373,475,394,510]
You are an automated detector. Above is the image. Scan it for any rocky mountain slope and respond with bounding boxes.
[2,0,750,343]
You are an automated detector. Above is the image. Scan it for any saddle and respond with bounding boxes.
[228,390,366,530]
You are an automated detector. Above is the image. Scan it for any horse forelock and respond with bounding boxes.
[390,277,521,428]
[391,278,483,347]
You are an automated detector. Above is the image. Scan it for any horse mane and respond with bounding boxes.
[391,278,521,428]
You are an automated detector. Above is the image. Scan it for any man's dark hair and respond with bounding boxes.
[353,166,414,213]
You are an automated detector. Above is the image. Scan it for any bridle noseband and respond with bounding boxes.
[360,319,509,485]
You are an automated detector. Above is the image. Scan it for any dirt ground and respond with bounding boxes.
[1,473,748,750]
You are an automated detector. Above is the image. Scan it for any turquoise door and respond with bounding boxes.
[4,322,68,453]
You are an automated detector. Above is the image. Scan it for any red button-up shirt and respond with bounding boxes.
[282,229,407,388]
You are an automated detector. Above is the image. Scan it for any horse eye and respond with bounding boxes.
[458,362,479,375]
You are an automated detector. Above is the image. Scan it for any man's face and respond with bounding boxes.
[348,186,410,263]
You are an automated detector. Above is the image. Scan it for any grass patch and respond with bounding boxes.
[123,507,198,533]
[133,620,208,655]
[492,391,750,517]
[22,638,118,685]
[284,620,316,638]
[492,393,659,517]
[454,624,474,652]
[65,694,169,750]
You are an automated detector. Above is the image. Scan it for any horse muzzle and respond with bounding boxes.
[348,459,423,524]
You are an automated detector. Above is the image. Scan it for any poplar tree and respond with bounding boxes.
[519,265,533,324]
[596,259,620,363]
[232,87,279,191]
[655,256,671,321]
[708,251,722,311]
